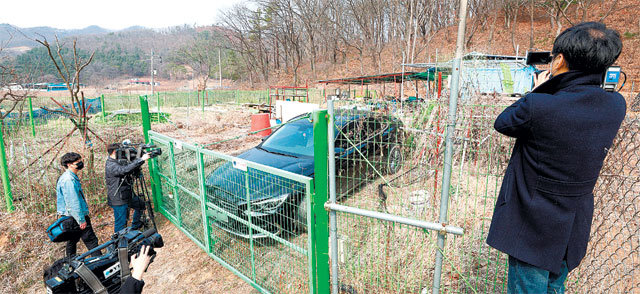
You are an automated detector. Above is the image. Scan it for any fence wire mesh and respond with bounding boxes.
[568,116,640,293]
[1,95,143,214]
[329,98,639,293]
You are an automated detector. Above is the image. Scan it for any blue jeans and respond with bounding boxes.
[508,256,568,294]
[111,204,142,233]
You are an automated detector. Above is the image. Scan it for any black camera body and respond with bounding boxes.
[525,51,553,66]
[525,51,625,92]
[44,228,164,294]
[115,141,162,166]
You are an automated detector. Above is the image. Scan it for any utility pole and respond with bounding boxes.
[218,48,222,88]
[150,49,155,95]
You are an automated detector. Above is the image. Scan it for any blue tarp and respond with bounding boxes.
[462,65,536,95]
[3,97,102,128]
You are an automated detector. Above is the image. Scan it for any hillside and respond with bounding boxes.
[2,0,639,93]
[0,24,111,50]
[266,0,640,90]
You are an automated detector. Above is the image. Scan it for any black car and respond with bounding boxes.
[205,110,403,238]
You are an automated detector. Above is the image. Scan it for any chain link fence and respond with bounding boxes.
[568,115,639,293]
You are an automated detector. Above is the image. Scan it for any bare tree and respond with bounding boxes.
[35,36,94,133]
[28,36,104,175]
[217,0,467,82]
[0,44,31,120]
[539,0,575,36]
[171,30,223,95]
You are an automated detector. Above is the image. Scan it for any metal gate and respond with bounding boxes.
[148,130,317,293]
[323,98,477,293]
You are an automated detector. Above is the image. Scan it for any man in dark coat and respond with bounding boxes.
[105,143,150,233]
[486,22,626,293]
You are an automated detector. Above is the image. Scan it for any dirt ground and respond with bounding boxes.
[152,105,264,153]
[127,217,258,294]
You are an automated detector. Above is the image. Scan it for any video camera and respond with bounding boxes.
[525,51,626,92]
[44,228,164,294]
[115,140,162,165]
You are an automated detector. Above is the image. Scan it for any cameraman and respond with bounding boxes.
[486,22,626,293]
[105,143,150,233]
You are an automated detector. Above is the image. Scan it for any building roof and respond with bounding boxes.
[317,71,439,85]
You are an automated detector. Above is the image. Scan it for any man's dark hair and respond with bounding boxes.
[552,22,622,74]
[107,143,121,155]
[60,152,82,168]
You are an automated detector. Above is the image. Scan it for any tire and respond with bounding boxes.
[386,144,402,174]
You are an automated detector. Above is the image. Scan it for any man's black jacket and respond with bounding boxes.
[486,70,626,274]
[120,277,144,293]
[105,157,145,206]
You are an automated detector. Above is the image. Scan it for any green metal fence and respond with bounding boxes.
[148,129,318,293]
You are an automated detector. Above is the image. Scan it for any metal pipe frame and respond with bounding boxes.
[327,98,339,294]
[324,203,464,236]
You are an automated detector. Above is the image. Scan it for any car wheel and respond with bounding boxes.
[294,194,308,233]
[386,144,402,174]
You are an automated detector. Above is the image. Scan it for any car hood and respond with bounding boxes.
[237,148,314,176]
[205,147,313,205]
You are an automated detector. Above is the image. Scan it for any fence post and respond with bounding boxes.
[312,110,330,294]
[157,92,161,123]
[139,95,160,210]
[100,94,106,121]
[0,120,14,212]
[27,97,36,137]
[196,147,212,253]
[432,0,468,293]
[327,99,339,294]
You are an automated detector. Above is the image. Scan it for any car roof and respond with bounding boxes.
[290,109,378,127]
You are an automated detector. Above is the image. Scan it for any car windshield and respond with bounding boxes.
[261,120,314,157]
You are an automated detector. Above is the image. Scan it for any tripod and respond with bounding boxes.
[126,168,158,232]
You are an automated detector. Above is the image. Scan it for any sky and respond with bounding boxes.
[1,0,245,30]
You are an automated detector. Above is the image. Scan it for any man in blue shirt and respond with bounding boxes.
[56,152,101,257]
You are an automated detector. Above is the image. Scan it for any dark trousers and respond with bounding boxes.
[66,216,101,258]
[112,204,143,233]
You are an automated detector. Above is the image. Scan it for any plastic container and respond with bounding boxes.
[250,113,272,137]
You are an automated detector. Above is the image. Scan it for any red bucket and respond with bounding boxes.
[250,113,272,137]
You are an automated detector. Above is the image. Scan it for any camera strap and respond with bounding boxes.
[74,263,107,294]
[118,238,131,285]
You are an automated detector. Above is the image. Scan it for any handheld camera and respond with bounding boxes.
[115,140,162,165]
[44,228,164,293]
